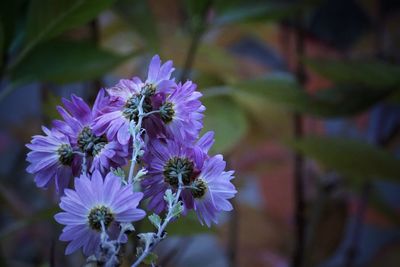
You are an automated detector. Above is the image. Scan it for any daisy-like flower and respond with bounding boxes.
[159,81,205,142]
[190,155,236,227]
[141,132,214,214]
[26,126,75,192]
[141,137,199,214]
[53,91,128,174]
[55,171,145,256]
[93,55,175,145]
[143,54,175,95]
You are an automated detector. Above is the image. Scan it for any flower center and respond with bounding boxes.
[160,102,175,123]
[163,157,194,187]
[77,127,108,156]
[88,205,114,231]
[57,144,73,165]
[141,83,156,97]
[191,179,208,199]
[122,94,152,121]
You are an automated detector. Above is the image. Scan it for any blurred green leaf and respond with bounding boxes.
[184,0,211,15]
[214,2,298,25]
[232,87,292,138]
[288,136,400,181]
[143,252,158,265]
[310,86,392,116]
[305,58,400,88]
[11,0,115,69]
[148,214,161,229]
[140,211,213,236]
[166,212,214,236]
[0,0,26,53]
[214,0,319,26]
[184,0,212,33]
[26,0,114,44]
[196,43,238,82]
[202,94,248,153]
[11,40,132,84]
[114,0,159,51]
[165,36,238,82]
[233,74,391,118]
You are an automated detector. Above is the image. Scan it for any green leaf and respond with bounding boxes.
[305,58,400,89]
[232,86,292,138]
[213,0,318,26]
[202,94,248,153]
[148,214,161,229]
[113,0,159,51]
[214,2,298,25]
[139,212,214,236]
[288,136,400,182]
[11,0,115,69]
[0,0,26,53]
[10,40,132,84]
[164,189,174,205]
[171,201,184,218]
[143,252,158,265]
[196,43,238,82]
[232,74,391,118]
[166,212,214,236]
[26,0,114,44]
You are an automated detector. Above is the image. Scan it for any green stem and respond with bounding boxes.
[131,174,183,267]
[128,95,146,184]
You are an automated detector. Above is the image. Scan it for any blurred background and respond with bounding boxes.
[1,0,400,266]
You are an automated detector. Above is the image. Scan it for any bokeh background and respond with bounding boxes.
[1,0,400,266]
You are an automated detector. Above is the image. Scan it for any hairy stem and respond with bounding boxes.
[131,175,184,267]
[128,95,146,184]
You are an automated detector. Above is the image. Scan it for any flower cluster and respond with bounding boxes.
[26,55,237,266]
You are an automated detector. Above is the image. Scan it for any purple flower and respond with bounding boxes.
[55,171,145,256]
[190,155,236,227]
[142,132,236,226]
[26,126,75,192]
[93,79,143,145]
[53,91,128,174]
[94,55,175,145]
[144,54,175,94]
[141,132,214,214]
[159,81,205,141]
[141,138,197,213]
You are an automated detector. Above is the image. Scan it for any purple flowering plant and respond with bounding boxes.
[26,55,237,266]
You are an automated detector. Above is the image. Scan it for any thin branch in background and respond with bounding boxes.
[179,30,202,81]
[292,13,307,267]
[179,0,213,81]
[89,18,103,100]
[344,182,371,267]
